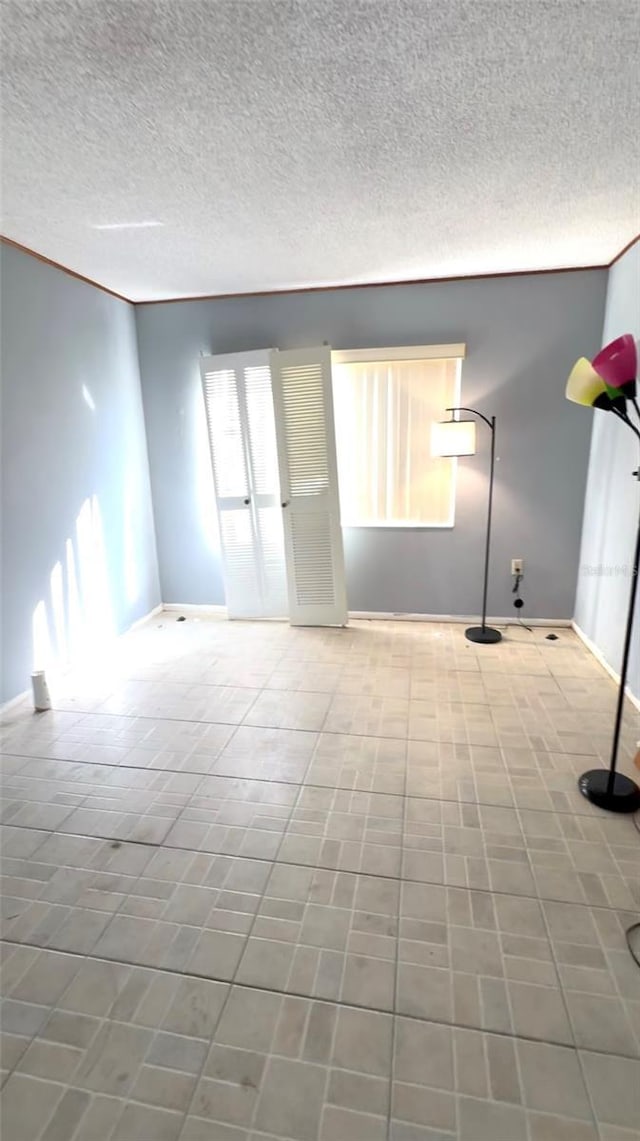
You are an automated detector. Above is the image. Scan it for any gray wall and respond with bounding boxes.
[1,244,160,703]
[136,269,606,621]
[575,243,640,700]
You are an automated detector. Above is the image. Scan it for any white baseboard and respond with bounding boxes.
[0,689,30,718]
[1,603,166,718]
[162,603,228,617]
[127,603,164,631]
[159,604,571,628]
[572,621,640,713]
[348,611,572,627]
[3,605,609,718]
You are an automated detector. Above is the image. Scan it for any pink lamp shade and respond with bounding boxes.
[592,334,637,397]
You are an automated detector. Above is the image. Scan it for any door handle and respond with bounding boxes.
[281,500,290,508]
[243,497,250,505]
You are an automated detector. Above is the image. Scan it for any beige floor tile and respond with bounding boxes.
[580,1051,640,1130]
[1,617,637,1139]
[324,694,410,738]
[305,732,407,795]
[0,1072,64,1141]
[243,690,331,732]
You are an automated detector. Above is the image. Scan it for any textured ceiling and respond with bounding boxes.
[2,0,639,301]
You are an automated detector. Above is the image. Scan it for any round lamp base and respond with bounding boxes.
[578,769,640,814]
[465,626,502,645]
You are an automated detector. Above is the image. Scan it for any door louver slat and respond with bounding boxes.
[200,351,286,619]
[270,347,347,626]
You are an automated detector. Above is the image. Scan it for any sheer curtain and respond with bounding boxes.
[332,356,459,526]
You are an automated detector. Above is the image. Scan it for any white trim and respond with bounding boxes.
[0,689,30,717]
[342,524,457,530]
[162,603,228,617]
[572,620,640,713]
[162,604,290,623]
[160,604,572,629]
[0,603,166,717]
[348,611,572,627]
[159,604,573,630]
[332,343,466,365]
[127,603,163,631]
[341,521,455,530]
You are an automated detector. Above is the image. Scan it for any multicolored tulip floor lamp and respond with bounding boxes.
[566,334,640,813]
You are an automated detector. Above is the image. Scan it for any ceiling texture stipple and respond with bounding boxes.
[1,0,639,302]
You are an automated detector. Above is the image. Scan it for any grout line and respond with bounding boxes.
[387,722,409,1139]
[173,722,323,1138]
[538,882,640,1069]
[1,937,637,1064]
[7,937,231,1141]
[3,781,638,866]
[507,1014,527,1140]
[226,734,320,988]
[4,711,630,759]
[3,730,628,765]
[171,958,236,1139]
[317,968,342,1141]
[4,748,634,821]
[3,818,638,917]
[2,630,635,1137]
[545,878,616,1141]
[4,685,620,724]
[531,848,581,1057]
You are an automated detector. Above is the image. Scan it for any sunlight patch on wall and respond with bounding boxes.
[82,384,96,412]
[123,487,141,605]
[49,561,67,663]
[65,537,83,660]
[32,600,54,673]
[31,495,116,684]
[194,380,220,553]
[76,495,115,647]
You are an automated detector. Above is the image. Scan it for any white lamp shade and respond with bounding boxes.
[431,419,477,457]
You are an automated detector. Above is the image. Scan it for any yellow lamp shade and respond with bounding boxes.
[565,357,610,408]
[431,419,477,457]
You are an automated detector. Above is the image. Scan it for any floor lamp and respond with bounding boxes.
[432,407,501,645]
[566,334,640,814]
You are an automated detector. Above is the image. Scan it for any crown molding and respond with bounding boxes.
[136,260,608,306]
[607,231,640,267]
[4,230,636,307]
[0,235,133,303]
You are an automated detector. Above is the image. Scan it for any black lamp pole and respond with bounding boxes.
[446,407,502,645]
[578,450,640,814]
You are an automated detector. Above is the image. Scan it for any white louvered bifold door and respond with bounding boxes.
[270,347,347,626]
[200,351,287,619]
[242,361,289,617]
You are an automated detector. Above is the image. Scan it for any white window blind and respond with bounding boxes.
[332,355,460,527]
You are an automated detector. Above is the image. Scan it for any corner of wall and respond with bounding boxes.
[573,240,640,700]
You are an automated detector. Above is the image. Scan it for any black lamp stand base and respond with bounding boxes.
[578,769,640,814]
[465,625,502,645]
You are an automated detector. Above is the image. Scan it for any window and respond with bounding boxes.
[331,345,464,527]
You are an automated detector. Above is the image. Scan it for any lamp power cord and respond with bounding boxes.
[512,572,532,632]
[626,812,640,969]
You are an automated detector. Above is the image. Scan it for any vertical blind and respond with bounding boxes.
[332,356,460,526]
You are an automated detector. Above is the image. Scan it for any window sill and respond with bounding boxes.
[341,522,455,530]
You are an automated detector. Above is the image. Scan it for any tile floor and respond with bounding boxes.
[1,616,639,1140]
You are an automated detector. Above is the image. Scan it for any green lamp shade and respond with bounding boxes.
[565,358,612,410]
